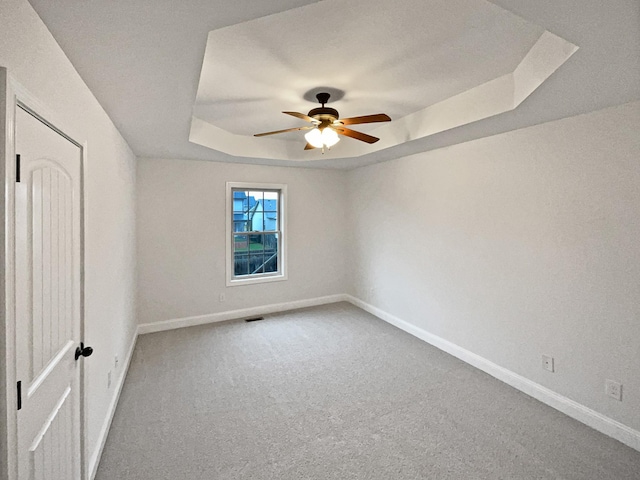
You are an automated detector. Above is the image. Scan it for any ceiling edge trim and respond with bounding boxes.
[188,31,578,163]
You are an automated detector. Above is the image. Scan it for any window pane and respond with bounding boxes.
[249,253,265,274]
[234,253,249,276]
[233,234,248,275]
[232,233,246,271]
[234,219,249,232]
[232,190,247,214]
[263,233,277,251]
[253,210,265,232]
[248,233,263,250]
[263,233,278,273]
[264,254,278,273]
[263,192,278,231]
[234,234,248,251]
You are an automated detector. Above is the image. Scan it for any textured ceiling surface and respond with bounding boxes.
[27,0,640,168]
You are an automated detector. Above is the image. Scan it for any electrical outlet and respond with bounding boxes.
[219,293,226,302]
[542,355,554,372]
[114,355,119,369]
[605,380,622,401]
[107,371,112,389]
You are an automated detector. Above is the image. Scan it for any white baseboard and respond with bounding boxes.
[346,295,640,453]
[87,332,138,480]
[137,294,350,335]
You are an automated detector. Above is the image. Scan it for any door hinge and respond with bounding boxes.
[16,154,21,182]
[17,381,22,410]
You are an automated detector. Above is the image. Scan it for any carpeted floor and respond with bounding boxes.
[95,302,640,479]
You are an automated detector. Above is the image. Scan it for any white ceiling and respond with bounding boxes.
[27,0,640,169]
[194,0,543,136]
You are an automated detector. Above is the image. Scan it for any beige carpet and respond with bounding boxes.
[96,302,640,479]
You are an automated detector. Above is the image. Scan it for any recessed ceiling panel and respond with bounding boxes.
[194,0,545,138]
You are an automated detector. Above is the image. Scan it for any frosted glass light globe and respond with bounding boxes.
[322,127,340,147]
[304,128,324,148]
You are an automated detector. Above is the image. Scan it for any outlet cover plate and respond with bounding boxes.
[542,354,554,372]
[605,379,622,401]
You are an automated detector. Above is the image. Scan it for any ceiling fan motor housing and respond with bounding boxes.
[308,107,339,123]
[309,92,339,123]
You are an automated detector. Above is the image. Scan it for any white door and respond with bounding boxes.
[14,106,84,480]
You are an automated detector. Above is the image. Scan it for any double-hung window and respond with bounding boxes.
[226,182,287,286]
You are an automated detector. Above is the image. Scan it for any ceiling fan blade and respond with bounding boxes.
[333,126,380,144]
[254,126,313,137]
[304,143,316,150]
[335,113,391,126]
[283,111,319,124]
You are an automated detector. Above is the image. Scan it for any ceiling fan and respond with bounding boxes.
[254,92,391,151]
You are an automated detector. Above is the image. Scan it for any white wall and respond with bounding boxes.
[137,104,640,445]
[0,0,137,478]
[347,101,640,433]
[136,158,349,326]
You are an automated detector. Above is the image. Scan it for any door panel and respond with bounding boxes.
[28,166,74,381]
[29,387,72,480]
[15,106,83,480]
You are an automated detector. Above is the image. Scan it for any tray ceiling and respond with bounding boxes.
[27,0,640,168]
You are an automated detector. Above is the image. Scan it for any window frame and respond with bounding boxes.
[225,182,287,286]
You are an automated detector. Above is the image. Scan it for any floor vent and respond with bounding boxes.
[245,316,264,322]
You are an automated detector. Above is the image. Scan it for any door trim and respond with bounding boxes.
[1,69,88,480]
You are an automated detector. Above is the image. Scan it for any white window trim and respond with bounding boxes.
[225,182,288,287]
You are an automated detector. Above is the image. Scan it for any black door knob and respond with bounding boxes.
[75,342,94,361]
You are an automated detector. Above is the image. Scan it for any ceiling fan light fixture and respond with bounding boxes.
[255,91,391,150]
[322,127,340,147]
[304,128,324,148]
[304,126,340,149]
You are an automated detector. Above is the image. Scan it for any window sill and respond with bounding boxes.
[226,272,287,287]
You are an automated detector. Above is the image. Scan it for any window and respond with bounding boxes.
[226,182,287,286]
